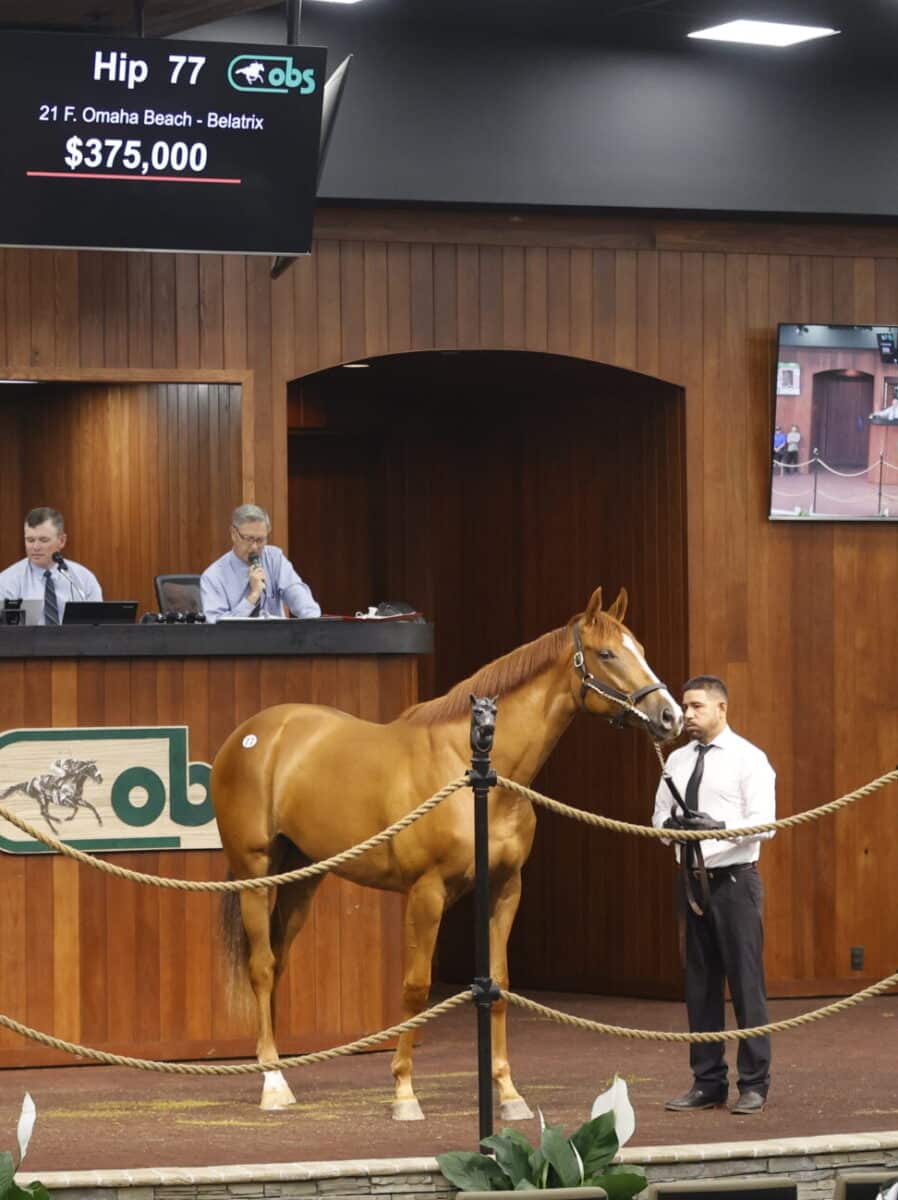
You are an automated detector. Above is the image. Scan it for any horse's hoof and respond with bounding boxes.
[260,1070,297,1110]
[392,1098,425,1121]
[499,1098,534,1121]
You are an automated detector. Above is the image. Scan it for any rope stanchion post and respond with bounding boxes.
[468,695,499,1150]
[878,450,885,515]
[812,447,820,512]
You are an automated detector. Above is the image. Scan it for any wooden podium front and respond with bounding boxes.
[0,620,432,1068]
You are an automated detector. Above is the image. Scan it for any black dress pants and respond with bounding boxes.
[684,864,771,1096]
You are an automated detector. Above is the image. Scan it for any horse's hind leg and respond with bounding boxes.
[235,877,295,1110]
[391,873,446,1121]
[490,870,533,1120]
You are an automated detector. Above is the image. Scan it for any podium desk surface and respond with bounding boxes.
[0,618,434,659]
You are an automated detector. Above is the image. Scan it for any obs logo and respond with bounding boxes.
[0,726,217,855]
[227,55,316,94]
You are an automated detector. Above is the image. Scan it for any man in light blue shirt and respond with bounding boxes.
[200,503,321,623]
[0,507,102,625]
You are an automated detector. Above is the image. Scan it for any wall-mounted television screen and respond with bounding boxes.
[0,31,326,255]
[770,324,898,521]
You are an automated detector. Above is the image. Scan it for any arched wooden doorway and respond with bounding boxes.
[287,349,689,997]
[810,369,874,469]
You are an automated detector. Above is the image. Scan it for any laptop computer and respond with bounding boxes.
[62,601,139,626]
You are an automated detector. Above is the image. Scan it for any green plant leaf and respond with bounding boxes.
[436,1151,511,1192]
[513,1180,538,1191]
[10,1185,51,1200]
[0,1151,15,1196]
[539,1126,582,1189]
[481,1130,534,1188]
[592,1167,648,1200]
[571,1112,619,1179]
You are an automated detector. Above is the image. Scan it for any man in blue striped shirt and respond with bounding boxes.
[0,507,102,624]
[200,503,320,623]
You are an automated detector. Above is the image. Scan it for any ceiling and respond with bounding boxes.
[0,0,893,61]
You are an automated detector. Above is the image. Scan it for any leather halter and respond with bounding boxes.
[571,622,668,727]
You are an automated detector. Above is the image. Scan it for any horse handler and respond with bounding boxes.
[651,675,776,1115]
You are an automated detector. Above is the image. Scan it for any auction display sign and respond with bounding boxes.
[0,32,327,254]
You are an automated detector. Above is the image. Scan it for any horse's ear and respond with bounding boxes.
[607,587,628,623]
[585,586,604,624]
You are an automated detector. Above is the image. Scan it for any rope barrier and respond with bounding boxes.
[495,767,898,840]
[1,967,895,1072]
[0,777,468,891]
[0,991,471,1074]
[503,970,898,1042]
[815,461,878,479]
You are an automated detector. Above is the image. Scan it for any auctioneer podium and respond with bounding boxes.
[0,619,432,1067]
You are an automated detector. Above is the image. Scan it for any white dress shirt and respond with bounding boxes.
[0,558,103,624]
[652,725,776,868]
[200,545,320,623]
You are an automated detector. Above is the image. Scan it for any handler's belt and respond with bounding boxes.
[691,862,756,880]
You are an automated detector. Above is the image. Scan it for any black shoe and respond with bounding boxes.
[665,1084,727,1111]
[731,1090,766,1114]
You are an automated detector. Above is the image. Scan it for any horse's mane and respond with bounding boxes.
[401,611,619,726]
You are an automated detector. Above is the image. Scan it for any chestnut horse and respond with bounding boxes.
[212,587,682,1116]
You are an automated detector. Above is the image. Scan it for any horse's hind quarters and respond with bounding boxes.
[392,1098,425,1121]
[260,1070,297,1110]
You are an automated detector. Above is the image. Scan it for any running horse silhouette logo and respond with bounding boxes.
[233,61,266,85]
[0,758,103,834]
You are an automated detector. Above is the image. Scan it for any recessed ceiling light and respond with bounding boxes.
[342,362,370,368]
[308,0,366,5]
[688,19,839,47]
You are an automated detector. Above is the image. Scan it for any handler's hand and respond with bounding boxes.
[681,811,726,831]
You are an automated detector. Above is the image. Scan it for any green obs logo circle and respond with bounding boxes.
[111,763,212,828]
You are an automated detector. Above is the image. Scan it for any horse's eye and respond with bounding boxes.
[597,649,615,661]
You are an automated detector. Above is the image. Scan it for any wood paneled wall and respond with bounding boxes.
[1,210,896,998]
[0,654,410,1067]
[0,382,242,615]
[287,356,689,995]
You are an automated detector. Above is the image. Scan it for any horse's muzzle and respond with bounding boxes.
[648,696,683,742]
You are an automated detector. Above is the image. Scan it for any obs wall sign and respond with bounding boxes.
[0,727,217,854]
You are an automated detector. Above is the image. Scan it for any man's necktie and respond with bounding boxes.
[684,743,711,811]
[43,569,60,625]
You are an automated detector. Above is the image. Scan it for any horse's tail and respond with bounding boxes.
[219,885,254,1019]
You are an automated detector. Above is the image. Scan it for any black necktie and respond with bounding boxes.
[43,569,59,625]
[684,743,711,811]
[250,597,262,617]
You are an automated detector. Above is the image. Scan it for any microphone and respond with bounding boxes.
[248,551,260,568]
[248,550,266,616]
[52,551,86,600]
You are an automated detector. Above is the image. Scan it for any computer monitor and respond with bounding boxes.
[646,1181,797,1200]
[833,1172,898,1200]
[61,601,138,626]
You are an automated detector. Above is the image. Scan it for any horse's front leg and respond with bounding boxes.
[391,873,447,1121]
[490,870,533,1121]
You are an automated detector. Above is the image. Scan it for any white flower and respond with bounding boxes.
[16,1093,36,1165]
[590,1074,635,1149]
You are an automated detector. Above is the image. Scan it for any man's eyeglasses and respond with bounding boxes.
[232,527,268,548]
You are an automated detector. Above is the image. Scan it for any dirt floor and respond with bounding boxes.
[0,989,896,1175]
